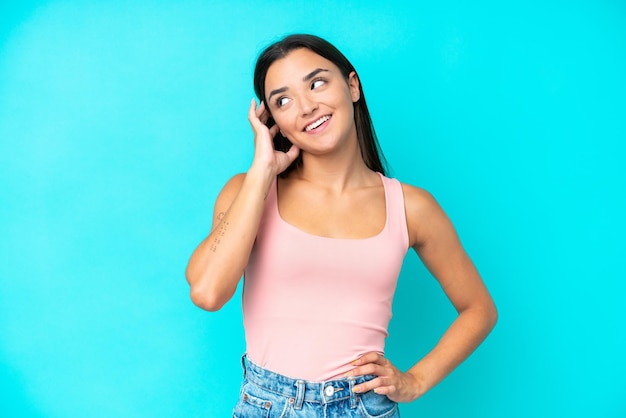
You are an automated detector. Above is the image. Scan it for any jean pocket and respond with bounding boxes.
[357,390,399,418]
[232,391,272,418]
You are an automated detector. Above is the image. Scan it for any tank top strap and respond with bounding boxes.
[379,173,410,250]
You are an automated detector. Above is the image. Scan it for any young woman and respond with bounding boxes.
[186,34,497,417]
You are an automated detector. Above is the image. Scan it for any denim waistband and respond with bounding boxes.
[241,355,376,409]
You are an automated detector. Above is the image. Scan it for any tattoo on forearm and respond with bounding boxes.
[210,212,228,253]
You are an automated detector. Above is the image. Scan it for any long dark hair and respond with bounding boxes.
[253,34,387,177]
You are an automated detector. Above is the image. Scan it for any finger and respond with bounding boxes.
[255,100,266,119]
[353,352,386,366]
[284,144,300,162]
[268,124,280,138]
[258,102,271,125]
[248,99,268,133]
[352,376,383,394]
[346,363,387,378]
[372,385,396,396]
[352,377,394,394]
[275,147,299,174]
[248,99,260,124]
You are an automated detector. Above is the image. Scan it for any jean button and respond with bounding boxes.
[324,385,334,397]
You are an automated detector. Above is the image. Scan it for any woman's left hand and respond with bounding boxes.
[345,352,423,403]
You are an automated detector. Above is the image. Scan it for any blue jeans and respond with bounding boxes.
[233,355,400,417]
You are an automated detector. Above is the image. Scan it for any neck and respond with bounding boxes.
[293,140,375,192]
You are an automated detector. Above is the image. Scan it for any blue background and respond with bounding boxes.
[1,1,625,417]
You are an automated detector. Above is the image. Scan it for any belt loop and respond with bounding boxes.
[294,380,305,410]
[349,378,357,409]
[240,354,247,379]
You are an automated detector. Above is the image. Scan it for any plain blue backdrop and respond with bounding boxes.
[1,0,625,417]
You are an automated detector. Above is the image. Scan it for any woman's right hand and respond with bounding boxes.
[186,100,299,312]
[248,99,300,176]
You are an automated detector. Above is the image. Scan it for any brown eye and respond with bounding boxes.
[311,78,326,89]
[276,96,290,107]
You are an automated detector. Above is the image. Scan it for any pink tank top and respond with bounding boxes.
[243,172,409,381]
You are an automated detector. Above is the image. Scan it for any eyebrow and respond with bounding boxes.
[267,68,330,102]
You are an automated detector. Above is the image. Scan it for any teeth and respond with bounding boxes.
[305,115,330,132]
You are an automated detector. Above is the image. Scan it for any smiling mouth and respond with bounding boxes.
[304,115,331,132]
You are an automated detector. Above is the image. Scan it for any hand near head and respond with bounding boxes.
[248,99,300,176]
[345,352,424,403]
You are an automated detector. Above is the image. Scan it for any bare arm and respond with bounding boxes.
[185,100,300,311]
[185,171,272,311]
[402,185,498,397]
[348,185,497,402]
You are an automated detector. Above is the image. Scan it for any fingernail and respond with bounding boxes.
[374,388,380,394]
[352,386,360,393]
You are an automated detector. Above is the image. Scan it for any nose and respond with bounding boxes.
[299,93,318,116]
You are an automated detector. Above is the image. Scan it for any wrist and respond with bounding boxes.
[244,165,276,196]
[248,161,277,179]
[406,369,429,401]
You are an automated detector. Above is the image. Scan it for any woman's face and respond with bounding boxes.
[264,48,360,156]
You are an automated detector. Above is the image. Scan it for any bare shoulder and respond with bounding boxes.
[401,183,441,216]
[400,182,454,248]
[219,173,246,197]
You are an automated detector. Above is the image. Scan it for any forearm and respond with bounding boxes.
[407,304,498,399]
[186,168,274,311]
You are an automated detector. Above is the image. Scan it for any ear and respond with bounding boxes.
[348,71,360,103]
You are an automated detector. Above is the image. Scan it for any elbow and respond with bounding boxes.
[463,299,498,334]
[187,270,236,312]
[189,286,226,312]
[185,262,240,312]
[486,300,498,331]
[185,265,226,312]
